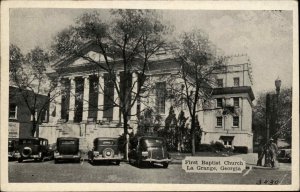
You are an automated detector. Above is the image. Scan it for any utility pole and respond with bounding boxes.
[266,93,271,142]
[274,78,281,142]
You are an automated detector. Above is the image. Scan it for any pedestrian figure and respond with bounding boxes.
[256,142,265,166]
[269,138,279,168]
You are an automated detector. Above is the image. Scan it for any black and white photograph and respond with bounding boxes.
[1,0,299,191]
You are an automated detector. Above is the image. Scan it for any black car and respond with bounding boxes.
[8,138,19,161]
[15,137,52,162]
[128,136,171,168]
[88,137,122,165]
[277,149,291,163]
[54,137,81,163]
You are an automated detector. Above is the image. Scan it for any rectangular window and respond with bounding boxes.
[217,79,223,88]
[156,82,166,114]
[233,116,239,127]
[224,140,232,147]
[234,77,240,87]
[216,117,222,127]
[9,104,17,119]
[233,97,239,107]
[216,98,223,108]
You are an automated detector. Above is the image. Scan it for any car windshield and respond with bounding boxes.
[20,139,39,145]
[99,140,115,145]
[143,138,164,147]
[59,140,76,145]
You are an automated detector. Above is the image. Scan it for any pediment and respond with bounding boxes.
[69,51,112,67]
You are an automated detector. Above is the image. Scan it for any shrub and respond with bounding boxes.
[211,141,225,151]
[198,144,213,152]
[233,146,248,154]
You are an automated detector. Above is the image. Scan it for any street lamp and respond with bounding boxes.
[275,78,281,95]
[274,78,281,142]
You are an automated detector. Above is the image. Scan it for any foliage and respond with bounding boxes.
[9,44,60,136]
[165,106,177,131]
[210,141,225,152]
[137,107,162,136]
[233,146,248,154]
[252,88,292,144]
[197,144,213,152]
[159,106,178,151]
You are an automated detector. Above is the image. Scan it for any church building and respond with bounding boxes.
[39,43,254,152]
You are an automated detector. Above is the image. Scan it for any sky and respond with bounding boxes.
[9,9,293,98]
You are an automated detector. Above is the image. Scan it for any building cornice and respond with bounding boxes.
[212,86,255,101]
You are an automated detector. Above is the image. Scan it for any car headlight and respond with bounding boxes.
[54,151,59,156]
[93,151,99,156]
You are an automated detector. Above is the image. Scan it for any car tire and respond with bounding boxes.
[18,158,23,163]
[137,159,142,168]
[90,158,94,165]
[39,156,44,162]
[128,158,133,165]
[116,160,120,165]
[162,162,169,168]
[22,147,32,158]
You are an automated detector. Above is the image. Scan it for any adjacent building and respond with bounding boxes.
[9,86,49,138]
[199,55,255,152]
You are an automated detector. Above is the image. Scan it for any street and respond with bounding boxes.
[8,160,291,184]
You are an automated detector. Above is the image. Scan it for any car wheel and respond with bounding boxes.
[116,160,120,165]
[18,158,23,163]
[90,158,94,165]
[162,162,169,168]
[137,159,142,168]
[54,159,58,164]
[128,158,133,165]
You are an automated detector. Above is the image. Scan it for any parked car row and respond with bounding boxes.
[8,136,172,168]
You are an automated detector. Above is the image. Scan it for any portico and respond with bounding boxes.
[55,71,139,125]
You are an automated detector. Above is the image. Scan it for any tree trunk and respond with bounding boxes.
[123,113,129,161]
[32,118,37,137]
[191,115,196,156]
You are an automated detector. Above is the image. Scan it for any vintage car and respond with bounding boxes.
[277,148,291,163]
[15,137,52,162]
[54,137,81,163]
[128,136,171,168]
[88,137,122,165]
[8,138,19,161]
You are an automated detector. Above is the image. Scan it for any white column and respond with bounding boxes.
[68,77,76,122]
[131,72,138,122]
[55,79,62,121]
[82,75,90,122]
[97,74,104,121]
[112,73,120,122]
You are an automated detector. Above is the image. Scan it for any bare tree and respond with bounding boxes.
[51,10,171,160]
[175,29,225,156]
[9,44,61,137]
